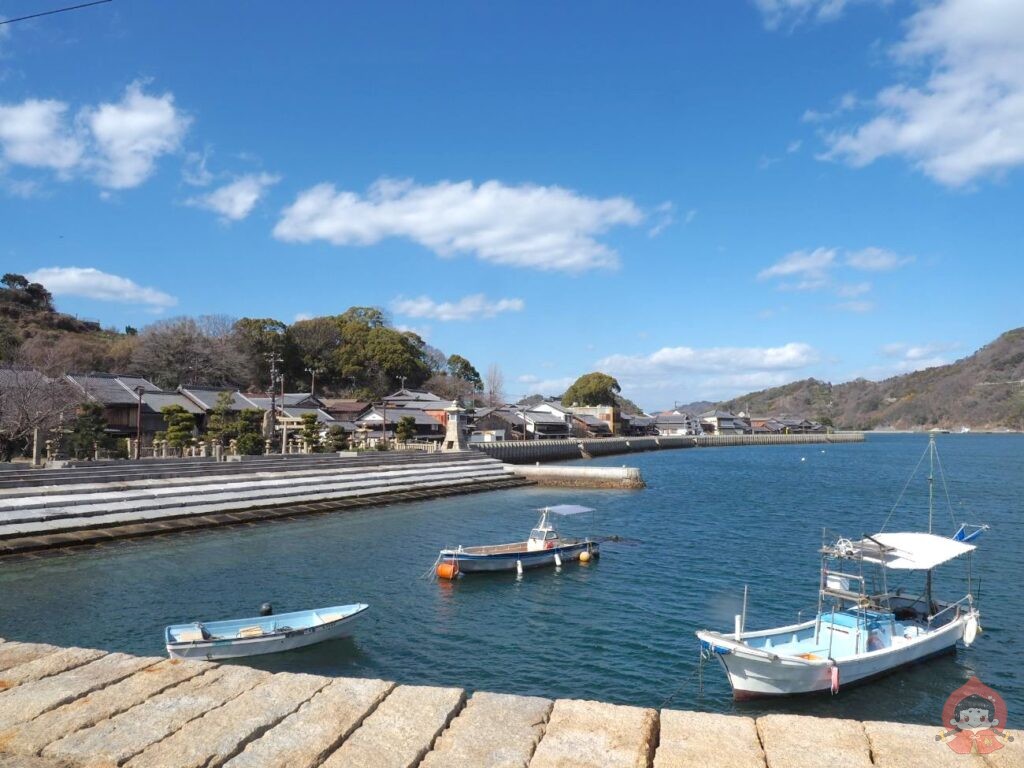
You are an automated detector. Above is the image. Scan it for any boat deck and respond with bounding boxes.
[450,537,587,556]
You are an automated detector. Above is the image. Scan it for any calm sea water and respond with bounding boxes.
[1,434,1020,725]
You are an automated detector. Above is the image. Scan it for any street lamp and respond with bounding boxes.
[133,385,145,460]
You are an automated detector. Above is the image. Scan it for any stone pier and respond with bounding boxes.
[0,639,1017,768]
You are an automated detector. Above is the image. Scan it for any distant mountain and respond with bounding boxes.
[714,328,1024,431]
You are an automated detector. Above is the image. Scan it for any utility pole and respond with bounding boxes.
[134,385,145,460]
[266,353,283,447]
[304,365,323,398]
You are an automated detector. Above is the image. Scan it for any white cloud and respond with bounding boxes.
[188,172,280,221]
[648,201,674,237]
[753,0,883,29]
[855,340,960,378]
[182,149,214,187]
[26,266,177,309]
[802,92,859,123]
[84,81,191,189]
[274,178,643,273]
[599,342,818,375]
[391,293,524,322]
[787,139,803,153]
[835,299,874,312]
[516,375,575,397]
[0,99,83,171]
[836,281,872,297]
[758,247,909,300]
[822,0,1024,187]
[293,312,313,322]
[0,81,190,190]
[845,246,913,271]
[757,247,836,289]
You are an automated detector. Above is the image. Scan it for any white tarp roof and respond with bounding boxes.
[859,532,975,570]
[541,505,594,516]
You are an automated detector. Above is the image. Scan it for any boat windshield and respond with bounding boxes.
[530,529,558,540]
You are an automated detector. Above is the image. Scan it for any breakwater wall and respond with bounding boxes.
[473,432,864,463]
[0,452,530,558]
[1,638,1013,768]
[506,464,645,489]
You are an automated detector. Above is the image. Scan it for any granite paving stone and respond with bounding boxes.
[421,691,552,768]
[42,666,268,767]
[321,684,465,768]
[757,714,872,768]
[528,698,657,768]
[224,677,394,768]
[863,720,989,768]
[0,653,154,736]
[654,710,765,768]
[0,648,105,692]
[124,671,330,768]
[0,658,208,757]
[0,644,61,675]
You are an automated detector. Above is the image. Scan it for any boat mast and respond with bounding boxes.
[927,433,935,617]
[928,432,936,534]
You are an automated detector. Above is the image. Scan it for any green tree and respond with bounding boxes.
[205,391,238,446]
[562,372,622,406]
[395,415,416,444]
[447,354,482,390]
[161,405,195,449]
[237,408,265,438]
[235,433,264,455]
[300,412,321,451]
[325,424,348,451]
[65,403,110,459]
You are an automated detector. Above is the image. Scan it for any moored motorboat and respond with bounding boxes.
[697,434,987,698]
[165,602,368,660]
[435,505,600,579]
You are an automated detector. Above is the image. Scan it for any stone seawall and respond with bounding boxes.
[473,432,864,463]
[0,638,1016,768]
[506,464,646,489]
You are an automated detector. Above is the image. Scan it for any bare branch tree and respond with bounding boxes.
[0,361,82,461]
[486,364,505,407]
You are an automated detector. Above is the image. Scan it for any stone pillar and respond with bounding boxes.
[281,425,288,455]
[45,439,54,461]
[32,428,42,467]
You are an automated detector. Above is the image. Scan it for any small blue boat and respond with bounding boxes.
[435,505,599,578]
[165,603,369,660]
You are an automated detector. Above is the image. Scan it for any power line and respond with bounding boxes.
[1,0,112,27]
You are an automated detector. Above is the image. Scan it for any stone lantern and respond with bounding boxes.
[442,400,468,452]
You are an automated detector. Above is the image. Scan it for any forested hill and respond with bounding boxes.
[715,329,1024,431]
[1,273,487,401]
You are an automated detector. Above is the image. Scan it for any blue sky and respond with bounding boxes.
[1,0,1021,409]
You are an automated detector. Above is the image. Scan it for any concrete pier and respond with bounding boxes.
[506,464,646,489]
[473,432,864,463]
[0,639,1017,768]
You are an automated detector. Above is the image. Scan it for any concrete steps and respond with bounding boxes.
[0,453,530,556]
[1,640,1009,768]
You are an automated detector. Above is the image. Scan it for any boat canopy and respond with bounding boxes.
[855,532,975,570]
[540,505,594,516]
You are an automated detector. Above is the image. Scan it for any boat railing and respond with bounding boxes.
[928,594,973,626]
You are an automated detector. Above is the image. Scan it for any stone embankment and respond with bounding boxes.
[0,452,529,558]
[506,464,645,489]
[0,638,1017,768]
[472,432,864,463]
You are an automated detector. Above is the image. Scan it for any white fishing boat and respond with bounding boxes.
[697,434,987,698]
[166,602,368,660]
[434,505,599,579]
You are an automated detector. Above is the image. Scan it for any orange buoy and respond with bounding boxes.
[579,550,592,564]
[436,561,459,580]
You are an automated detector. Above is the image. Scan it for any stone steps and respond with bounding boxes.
[0,640,1011,768]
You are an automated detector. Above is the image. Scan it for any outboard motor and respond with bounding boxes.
[259,602,273,616]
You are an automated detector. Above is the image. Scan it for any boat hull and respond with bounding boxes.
[441,541,598,573]
[166,605,367,661]
[698,613,972,698]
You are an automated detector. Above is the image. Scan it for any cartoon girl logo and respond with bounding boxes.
[937,677,1014,755]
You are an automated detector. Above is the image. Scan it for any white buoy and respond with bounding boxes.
[516,559,523,577]
[801,457,806,462]
[554,552,562,567]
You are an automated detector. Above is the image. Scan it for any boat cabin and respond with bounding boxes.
[527,510,560,551]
